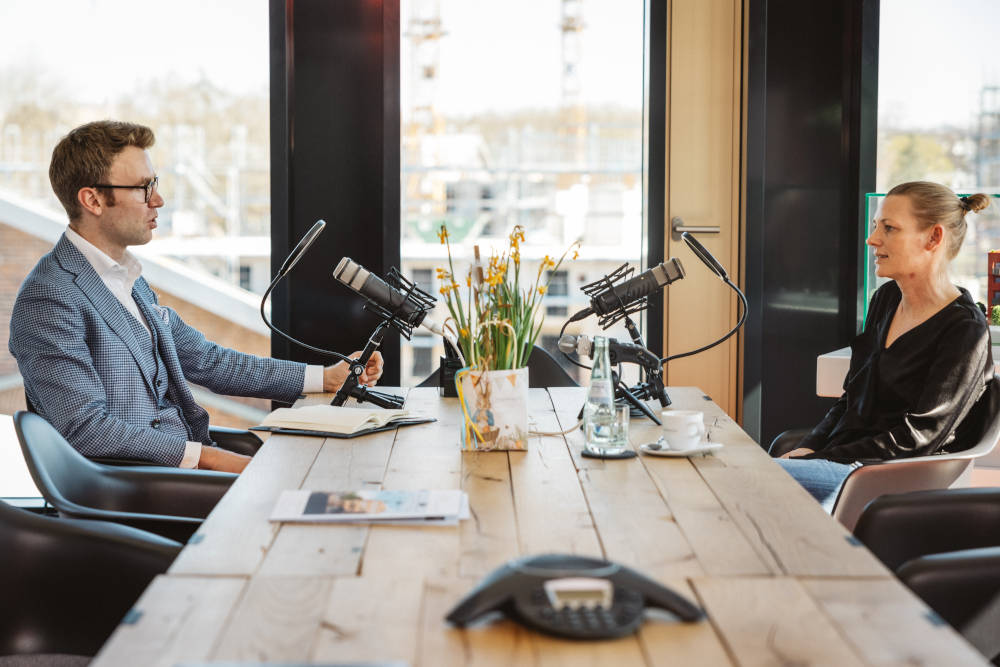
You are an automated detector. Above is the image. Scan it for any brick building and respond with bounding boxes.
[0,193,272,428]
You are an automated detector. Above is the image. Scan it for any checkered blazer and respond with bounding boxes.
[9,234,306,465]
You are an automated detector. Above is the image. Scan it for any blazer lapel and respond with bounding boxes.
[55,236,157,397]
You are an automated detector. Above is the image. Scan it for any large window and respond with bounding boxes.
[0,0,270,425]
[399,0,647,385]
[876,0,1000,307]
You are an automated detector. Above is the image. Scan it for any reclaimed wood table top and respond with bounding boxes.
[92,386,987,666]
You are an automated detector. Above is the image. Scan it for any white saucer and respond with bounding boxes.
[639,441,723,457]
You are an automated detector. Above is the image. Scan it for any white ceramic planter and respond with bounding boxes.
[457,367,529,451]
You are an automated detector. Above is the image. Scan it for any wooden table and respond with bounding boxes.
[92,387,987,666]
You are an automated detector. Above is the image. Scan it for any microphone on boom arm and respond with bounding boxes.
[333,258,442,338]
[560,232,749,426]
[558,334,660,369]
[559,332,666,424]
[258,221,407,410]
[562,259,684,420]
[568,258,685,328]
[328,257,451,409]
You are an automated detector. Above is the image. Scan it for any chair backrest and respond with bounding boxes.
[416,368,440,388]
[417,344,579,389]
[12,411,131,514]
[0,498,177,657]
[832,374,1000,531]
[526,345,579,388]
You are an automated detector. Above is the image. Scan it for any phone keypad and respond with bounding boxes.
[522,586,644,639]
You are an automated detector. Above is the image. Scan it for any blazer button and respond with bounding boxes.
[150,418,161,429]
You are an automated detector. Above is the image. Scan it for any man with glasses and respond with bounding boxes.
[9,120,382,473]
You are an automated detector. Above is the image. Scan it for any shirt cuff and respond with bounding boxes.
[180,441,202,469]
[303,364,325,393]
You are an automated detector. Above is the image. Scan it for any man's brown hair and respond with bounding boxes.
[48,120,155,221]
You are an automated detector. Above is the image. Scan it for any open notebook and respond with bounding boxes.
[251,405,435,438]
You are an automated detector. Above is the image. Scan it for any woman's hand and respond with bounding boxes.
[779,447,815,459]
[323,351,384,392]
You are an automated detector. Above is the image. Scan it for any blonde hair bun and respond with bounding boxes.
[961,193,991,214]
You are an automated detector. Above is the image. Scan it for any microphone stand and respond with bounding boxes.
[331,267,435,409]
[331,319,406,409]
[578,266,668,424]
[618,315,671,417]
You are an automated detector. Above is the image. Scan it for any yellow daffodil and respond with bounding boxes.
[436,223,578,372]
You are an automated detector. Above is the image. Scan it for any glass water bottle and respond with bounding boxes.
[583,336,617,454]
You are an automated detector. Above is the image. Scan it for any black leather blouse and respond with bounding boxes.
[801,281,993,463]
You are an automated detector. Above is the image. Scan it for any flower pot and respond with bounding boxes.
[456,367,529,451]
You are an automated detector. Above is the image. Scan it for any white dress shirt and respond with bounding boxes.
[64,227,324,467]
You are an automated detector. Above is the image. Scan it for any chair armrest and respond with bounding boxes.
[88,427,262,466]
[97,466,236,519]
[89,456,167,467]
[832,457,972,532]
[855,488,1000,570]
[53,497,204,544]
[209,426,264,456]
[898,546,1000,655]
[768,429,811,457]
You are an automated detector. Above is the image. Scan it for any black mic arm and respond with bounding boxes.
[260,220,353,364]
[260,221,401,410]
[661,232,748,364]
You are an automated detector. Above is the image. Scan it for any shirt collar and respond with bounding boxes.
[64,226,143,286]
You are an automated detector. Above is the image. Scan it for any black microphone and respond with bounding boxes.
[333,257,446,336]
[278,219,326,277]
[680,231,727,280]
[570,258,685,322]
[558,334,660,369]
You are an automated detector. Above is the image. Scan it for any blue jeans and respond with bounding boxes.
[776,458,862,513]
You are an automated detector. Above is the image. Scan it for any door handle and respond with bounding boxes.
[671,217,720,238]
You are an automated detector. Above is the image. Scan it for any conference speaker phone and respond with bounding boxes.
[446,554,703,640]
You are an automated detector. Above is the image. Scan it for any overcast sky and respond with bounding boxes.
[0,0,996,128]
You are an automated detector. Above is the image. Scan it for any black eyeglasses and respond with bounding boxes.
[91,176,159,203]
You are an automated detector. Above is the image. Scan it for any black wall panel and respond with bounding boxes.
[270,0,402,383]
[743,0,878,444]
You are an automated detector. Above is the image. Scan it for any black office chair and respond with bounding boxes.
[769,375,1000,531]
[24,390,263,465]
[14,411,235,543]
[854,488,1000,663]
[418,344,578,389]
[0,499,179,663]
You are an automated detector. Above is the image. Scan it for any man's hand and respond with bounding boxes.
[324,350,384,393]
[779,447,815,459]
[197,446,252,473]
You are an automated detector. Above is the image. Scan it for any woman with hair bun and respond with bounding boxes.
[776,181,995,512]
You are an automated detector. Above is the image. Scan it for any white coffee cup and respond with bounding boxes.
[661,410,706,451]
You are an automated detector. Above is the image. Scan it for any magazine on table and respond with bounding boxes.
[269,489,469,525]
